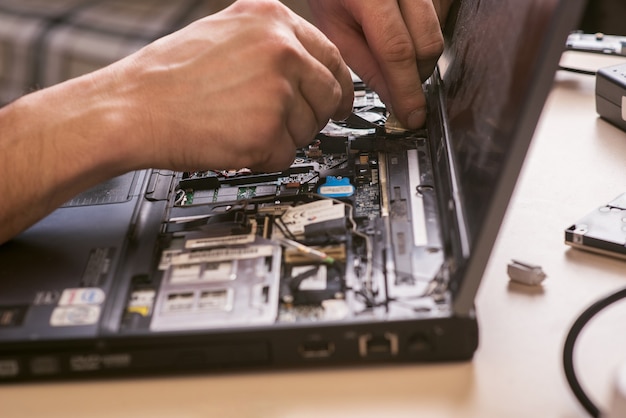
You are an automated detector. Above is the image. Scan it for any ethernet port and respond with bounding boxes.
[358,333,399,358]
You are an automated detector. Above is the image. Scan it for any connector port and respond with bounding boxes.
[407,332,432,353]
[298,340,335,359]
[358,333,399,358]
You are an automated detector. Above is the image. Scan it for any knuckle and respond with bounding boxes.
[274,42,302,67]
[323,44,344,74]
[233,0,286,17]
[357,67,381,89]
[415,32,444,60]
[259,31,301,68]
[265,77,296,105]
[239,146,272,171]
[327,81,345,118]
[330,80,343,107]
[380,33,416,64]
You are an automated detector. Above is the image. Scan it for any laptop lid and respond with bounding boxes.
[432,0,587,314]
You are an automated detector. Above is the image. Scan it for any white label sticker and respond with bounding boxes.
[281,203,344,235]
[281,201,333,224]
[185,234,255,250]
[58,288,105,306]
[318,185,354,196]
[170,245,274,265]
[50,306,101,326]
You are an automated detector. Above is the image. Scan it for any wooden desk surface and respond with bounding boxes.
[2,53,626,418]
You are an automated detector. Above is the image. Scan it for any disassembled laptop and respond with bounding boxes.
[1,0,591,380]
[122,78,449,336]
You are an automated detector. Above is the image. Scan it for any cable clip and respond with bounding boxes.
[507,259,547,286]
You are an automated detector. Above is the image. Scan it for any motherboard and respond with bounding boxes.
[120,82,448,333]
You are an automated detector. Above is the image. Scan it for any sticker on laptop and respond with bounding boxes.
[50,305,101,327]
[58,288,105,306]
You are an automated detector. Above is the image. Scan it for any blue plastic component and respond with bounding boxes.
[317,176,355,198]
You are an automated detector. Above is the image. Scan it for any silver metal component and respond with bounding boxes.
[407,149,428,247]
[572,225,588,245]
[377,151,390,218]
[507,259,547,286]
[151,239,282,331]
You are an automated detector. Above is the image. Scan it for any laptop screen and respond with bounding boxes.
[437,0,585,312]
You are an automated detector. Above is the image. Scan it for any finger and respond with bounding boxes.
[293,20,354,120]
[398,0,445,82]
[360,1,427,129]
[286,91,325,149]
[314,23,393,110]
[250,138,298,173]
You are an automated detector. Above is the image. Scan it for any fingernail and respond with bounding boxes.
[407,108,426,130]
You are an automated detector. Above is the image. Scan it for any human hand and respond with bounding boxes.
[308,0,453,129]
[0,0,355,243]
[98,0,354,173]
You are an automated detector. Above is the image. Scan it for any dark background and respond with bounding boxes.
[580,0,626,35]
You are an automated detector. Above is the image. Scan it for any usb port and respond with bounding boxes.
[358,333,399,358]
[298,340,335,359]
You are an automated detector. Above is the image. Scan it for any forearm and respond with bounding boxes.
[0,70,144,244]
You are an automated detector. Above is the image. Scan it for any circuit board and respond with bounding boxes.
[120,83,448,332]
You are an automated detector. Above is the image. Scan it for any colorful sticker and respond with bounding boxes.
[58,288,105,306]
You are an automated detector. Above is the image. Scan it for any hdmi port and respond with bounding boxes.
[298,340,335,359]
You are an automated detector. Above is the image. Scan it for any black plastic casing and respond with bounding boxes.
[596,63,626,132]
